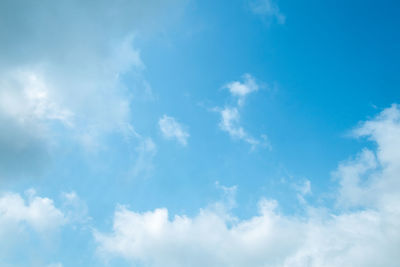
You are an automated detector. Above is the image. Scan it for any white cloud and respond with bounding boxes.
[225,74,259,106]
[219,107,244,139]
[0,190,91,265]
[94,199,302,267]
[0,69,73,126]
[95,105,400,266]
[0,0,186,178]
[0,190,66,263]
[0,190,65,234]
[216,74,269,149]
[250,0,286,24]
[159,115,189,146]
[335,104,400,209]
[218,107,259,146]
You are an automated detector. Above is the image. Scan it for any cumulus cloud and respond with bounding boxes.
[250,0,286,24]
[0,0,185,178]
[94,199,301,267]
[335,104,400,209]
[95,105,400,266]
[159,115,190,146]
[216,74,269,149]
[0,190,66,262]
[0,190,65,234]
[0,190,91,265]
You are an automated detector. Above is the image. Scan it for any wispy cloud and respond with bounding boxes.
[250,0,286,24]
[159,115,189,146]
[131,137,157,178]
[218,106,260,146]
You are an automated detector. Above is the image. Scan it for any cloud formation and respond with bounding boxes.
[0,0,185,179]
[225,74,259,106]
[95,105,400,266]
[0,190,65,264]
[159,115,190,146]
[0,190,65,234]
[216,74,268,149]
[0,189,89,266]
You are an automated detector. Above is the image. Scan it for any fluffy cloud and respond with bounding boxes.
[159,115,190,146]
[0,190,91,266]
[0,190,65,234]
[95,105,400,266]
[94,199,302,267]
[0,0,185,178]
[250,0,286,24]
[216,74,269,149]
[335,104,400,209]
[0,189,66,264]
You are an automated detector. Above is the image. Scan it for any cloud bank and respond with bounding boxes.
[95,105,400,267]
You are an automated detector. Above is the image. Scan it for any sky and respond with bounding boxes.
[0,0,400,266]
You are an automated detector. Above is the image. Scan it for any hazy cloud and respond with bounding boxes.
[250,0,286,24]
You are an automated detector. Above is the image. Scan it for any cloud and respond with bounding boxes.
[131,137,158,178]
[0,190,66,262]
[95,105,400,266]
[159,115,190,146]
[335,104,400,209]
[94,199,302,267]
[0,0,185,178]
[250,0,286,24]
[225,74,259,106]
[0,189,65,234]
[218,107,257,145]
[0,190,91,265]
[216,74,269,149]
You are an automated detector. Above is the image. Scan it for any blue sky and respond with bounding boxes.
[0,0,400,266]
